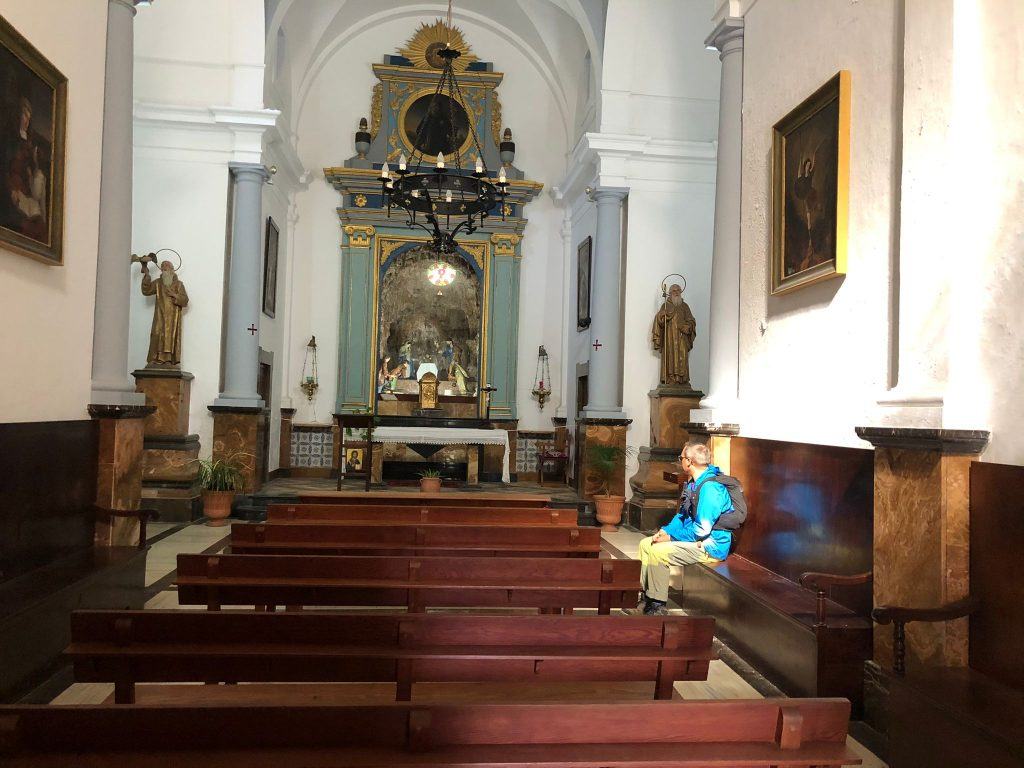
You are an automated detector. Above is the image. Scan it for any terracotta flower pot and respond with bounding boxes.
[419,477,442,493]
[202,489,236,526]
[593,494,625,531]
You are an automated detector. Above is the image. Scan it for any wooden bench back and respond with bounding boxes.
[268,503,578,526]
[969,461,1024,690]
[68,611,715,701]
[175,553,640,612]
[728,436,874,616]
[231,522,601,556]
[0,700,858,766]
[299,491,551,507]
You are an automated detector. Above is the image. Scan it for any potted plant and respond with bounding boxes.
[586,443,636,530]
[418,468,443,493]
[193,453,250,526]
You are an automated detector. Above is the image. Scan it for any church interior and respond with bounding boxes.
[0,0,1022,765]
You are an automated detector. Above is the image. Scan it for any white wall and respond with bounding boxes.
[289,15,570,431]
[734,0,899,447]
[131,0,279,461]
[0,0,107,423]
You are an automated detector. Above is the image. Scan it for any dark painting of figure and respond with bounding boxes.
[771,71,849,295]
[0,17,65,265]
[782,99,839,278]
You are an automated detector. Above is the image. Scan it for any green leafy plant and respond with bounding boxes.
[418,468,443,479]
[192,453,252,492]
[585,443,637,496]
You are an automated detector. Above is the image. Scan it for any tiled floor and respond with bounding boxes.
[50,521,886,766]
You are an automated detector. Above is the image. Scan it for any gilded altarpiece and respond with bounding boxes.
[325,22,541,421]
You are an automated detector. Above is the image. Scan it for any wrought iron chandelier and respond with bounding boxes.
[380,1,508,254]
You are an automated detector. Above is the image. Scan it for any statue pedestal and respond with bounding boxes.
[133,368,201,522]
[649,387,704,449]
[627,387,704,532]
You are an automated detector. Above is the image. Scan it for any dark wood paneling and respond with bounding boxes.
[969,461,1024,691]
[729,437,873,615]
[0,420,98,583]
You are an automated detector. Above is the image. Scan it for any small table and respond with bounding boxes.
[371,426,510,484]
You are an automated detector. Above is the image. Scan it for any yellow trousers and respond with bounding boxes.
[637,536,716,602]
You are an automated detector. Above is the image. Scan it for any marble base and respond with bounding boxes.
[209,408,267,493]
[576,418,632,501]
[133,368,194,438]
[626,446,682,531]
[649,388,704,451]
[140,485,203,522]
[857,426,989,672]
[279,408,296,472]
[91,409,151,547]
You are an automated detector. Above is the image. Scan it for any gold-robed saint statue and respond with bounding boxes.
[133,252,189,367]
[652,283,696,389]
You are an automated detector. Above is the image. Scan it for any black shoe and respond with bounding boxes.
[622,595,651,615]
[643,600,669,616]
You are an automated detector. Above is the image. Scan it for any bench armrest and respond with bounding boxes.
[798,570,873,628]
[94,506,161,550]
[871,597,978,676]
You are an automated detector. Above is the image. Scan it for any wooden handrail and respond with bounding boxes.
[94,506,160,549]
[871,596,978,676]
[798,571,872,628]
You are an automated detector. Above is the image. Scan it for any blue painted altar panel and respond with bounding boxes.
[486,254,520,419]
[336,246,374,411]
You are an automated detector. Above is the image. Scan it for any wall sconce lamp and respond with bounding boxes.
[300,335,319,402]
[531,345,552,410]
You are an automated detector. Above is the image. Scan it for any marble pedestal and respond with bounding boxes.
[209,406,267,494]
[88,404,155,546]
[649,387,704,449]
[576,418,632,503]
[133,368,201,522]
[855,427,990,672]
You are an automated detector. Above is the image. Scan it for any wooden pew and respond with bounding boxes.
[230,522,602,558]
[176,553,640,614]
[299,490,551,507]
[0,700,862,767]
[268,502,579,526]
[67,610,715,703]
[670,437,874,713]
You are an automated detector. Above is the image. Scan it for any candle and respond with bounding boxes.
[475,155,483,174]
[498,166,507,184]
[411,189,420,198]
[398,153,407,171]
[445,189,453,203]
[436,152,445,169]
[380,162,389,179]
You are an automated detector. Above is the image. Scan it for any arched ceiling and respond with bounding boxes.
[265,0,604,145]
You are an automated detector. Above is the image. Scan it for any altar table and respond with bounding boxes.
[371,426,511,484]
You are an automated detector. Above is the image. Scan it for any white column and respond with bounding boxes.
[582,187,628,419]
[214,162,270,407]
[278,198,300,409]
[89,0,146,406]
[555,207,573,418]
[693,17,744,421]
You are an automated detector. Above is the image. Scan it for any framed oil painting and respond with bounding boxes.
[771,70,850,295]
[0,16,67,266]
[262,216,279,318]
[576,235,592,330]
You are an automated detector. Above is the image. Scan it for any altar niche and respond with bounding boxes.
[375,243,485,418]
[378,245,480,393]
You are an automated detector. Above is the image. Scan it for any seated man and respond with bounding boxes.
[629,441,733,615]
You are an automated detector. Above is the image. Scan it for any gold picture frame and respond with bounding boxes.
[0,15,67,266]
[771,71,850,295]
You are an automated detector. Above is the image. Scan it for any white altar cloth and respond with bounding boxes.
[371,426,510,483]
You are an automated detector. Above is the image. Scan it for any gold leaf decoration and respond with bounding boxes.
[369,83,383,140]
[491,97,503,147]
[460,243,485,270]
[379,240,404,265]
[398,20,478,72]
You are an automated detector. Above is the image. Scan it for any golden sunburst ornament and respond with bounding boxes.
[398,20,478,72]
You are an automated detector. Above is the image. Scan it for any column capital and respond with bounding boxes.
[343,225,375,248]
[591,187,628,204]
[229,162,271,182]
[705,17,744,59]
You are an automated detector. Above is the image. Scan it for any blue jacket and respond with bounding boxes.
[662,465,733,560]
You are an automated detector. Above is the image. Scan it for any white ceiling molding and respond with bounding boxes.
[134,101,281,164]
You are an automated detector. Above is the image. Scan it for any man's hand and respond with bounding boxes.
[651,530,670,544]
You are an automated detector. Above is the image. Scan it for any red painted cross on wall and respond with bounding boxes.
[592,339,603,351]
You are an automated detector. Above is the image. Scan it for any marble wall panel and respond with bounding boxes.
[211,412,263,493]
[578,421,630,500]
[649,391,702,450]
[142,445,200,482]
[134,373,191,437]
